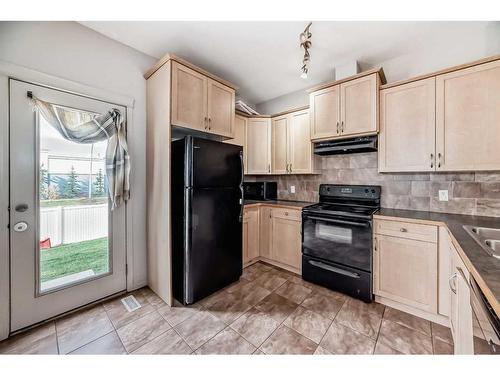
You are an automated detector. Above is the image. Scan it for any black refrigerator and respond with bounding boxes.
[171,136,243,305]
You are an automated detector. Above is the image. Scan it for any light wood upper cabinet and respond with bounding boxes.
[243,207,259,265]
[269,109,314,175]
[289,109,313,174]
[207,79,235,137]
[224,114,247,171]
[171,60,235,138]
[310,85,340,140]
[340,74,379,136]
[246,118,271,174]
[171,61,207,131]
[436,59,500,171]
[272,115,289,174]
[379,77,436,172]
[271,208,302,270]
[374,219,438,314]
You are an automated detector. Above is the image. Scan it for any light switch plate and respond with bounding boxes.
[290,185,296,194]
[439,190,449,202]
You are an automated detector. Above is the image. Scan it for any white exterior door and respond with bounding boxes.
[9,80,127,331]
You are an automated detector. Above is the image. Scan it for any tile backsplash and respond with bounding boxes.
[246,153,500,217]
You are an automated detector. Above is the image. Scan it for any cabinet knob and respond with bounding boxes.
[285,212,289,216]
[400,227,407,232]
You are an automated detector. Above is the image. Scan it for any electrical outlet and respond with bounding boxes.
[290,185,296,194]
[439,190,449,202]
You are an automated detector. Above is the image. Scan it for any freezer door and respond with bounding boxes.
[185,187,242,304]
[191,137,242,188]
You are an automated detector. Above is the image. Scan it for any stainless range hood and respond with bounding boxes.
[313,135,378,156]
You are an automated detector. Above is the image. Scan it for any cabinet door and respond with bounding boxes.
[438,227,451,318]
[379,78,436,172]
[224,115,247,171]
[272,115,289,174]
[310,85,340,140]
[259,207,272,259]
[246,118,271,174]
[374,234,438,313]
[289,109,313,174]
[340,74,379,136]
[436,59,500,171]
[243,208,259,265]
[171,61,207,131]
[271,213,301,270]
[207,79,235,137]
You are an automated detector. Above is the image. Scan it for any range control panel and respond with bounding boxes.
[319,184,381,200]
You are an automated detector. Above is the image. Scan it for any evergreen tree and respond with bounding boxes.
[39,164,48,200]
[93,168,105,196]
[64,166,80,198]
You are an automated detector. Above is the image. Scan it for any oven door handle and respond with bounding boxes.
[305,215,370,227]
[308,260,361,279]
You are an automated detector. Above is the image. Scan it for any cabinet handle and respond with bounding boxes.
[285,211,289,216]
[204,117,208,129]
[208,117,211,130]
[430,153,434,169]
[341,121,345,133]
[289,164,292,173]
[449,273,457,294]
[336,121,340,134]
[268,164,270,173]
[374,237,377,251]
[438,153,442,168]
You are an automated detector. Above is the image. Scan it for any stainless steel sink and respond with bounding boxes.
[463,225,500,259]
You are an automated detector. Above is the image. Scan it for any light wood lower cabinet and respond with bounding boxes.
[243,207,259,265]
[242,205,302,273]
[374,219,438,314]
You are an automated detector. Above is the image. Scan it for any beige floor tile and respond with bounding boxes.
[284,306,332,344]
[69,331,126,355]
[224,279,250,294]
[246,262,272,274]
[132,329,192,354]
[335,302,382,339]
[433,337,454,355]
[174,310,226,350]
[157,301,204,327]
[56,305,114,354]
[230,307,280,347]
[260,326,317,355]
[253,349,265,355]
[431,322,453,344]
[342,297,385,318]
[301,292,346,320]
[229,281,271,307]
[255,293,299,324]
[374,341,403,355]
[383,307,431,336]
[275,282,313,305]
[253,272,287,291]
[198,289,231,308]
[204,293,252,324]
[104,296,156,329]
[195,327,255,354]
[378,320,433,354]
[320,321,375,354]
[314,345,333,355]
[241,268,262,281]
[0,322,58,354]
[116,311,170,353]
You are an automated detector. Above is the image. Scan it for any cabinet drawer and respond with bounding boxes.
[375,219,437,243]
[271,207,302,221]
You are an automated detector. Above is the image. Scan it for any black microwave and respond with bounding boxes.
[243,182,277,201]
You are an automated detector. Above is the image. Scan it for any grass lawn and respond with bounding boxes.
[40,197,108,208]
[40,237,109,283]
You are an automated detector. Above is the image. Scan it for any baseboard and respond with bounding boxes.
[375,295,450,327]
[257,257,301,275]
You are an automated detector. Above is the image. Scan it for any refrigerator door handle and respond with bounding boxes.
[239,150,244,223]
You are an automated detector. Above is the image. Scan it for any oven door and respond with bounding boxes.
[302,213,372,272]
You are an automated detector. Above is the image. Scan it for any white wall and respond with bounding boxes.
[0,21,156,337]
[257,22,500,114]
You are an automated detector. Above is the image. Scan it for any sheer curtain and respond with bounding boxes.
[30,95,130,209]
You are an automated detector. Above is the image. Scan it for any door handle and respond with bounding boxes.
[15,203,28,212]
[208,117,211,130]
[438,153,442,168]
[430,153,434,169]
[204,117,208,130]
[336,122,339,134]
[341,121,345,133]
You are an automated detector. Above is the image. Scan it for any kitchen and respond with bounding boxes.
[0,17,499,364]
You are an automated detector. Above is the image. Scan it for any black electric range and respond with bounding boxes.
[301,184,381,302]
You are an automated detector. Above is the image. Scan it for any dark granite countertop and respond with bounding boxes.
[375,208,500,315]
[244,199,314,209]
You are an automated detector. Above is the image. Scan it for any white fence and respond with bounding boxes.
[40,204,108,246]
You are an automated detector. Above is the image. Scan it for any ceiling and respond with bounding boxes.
[80,21,495,106]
